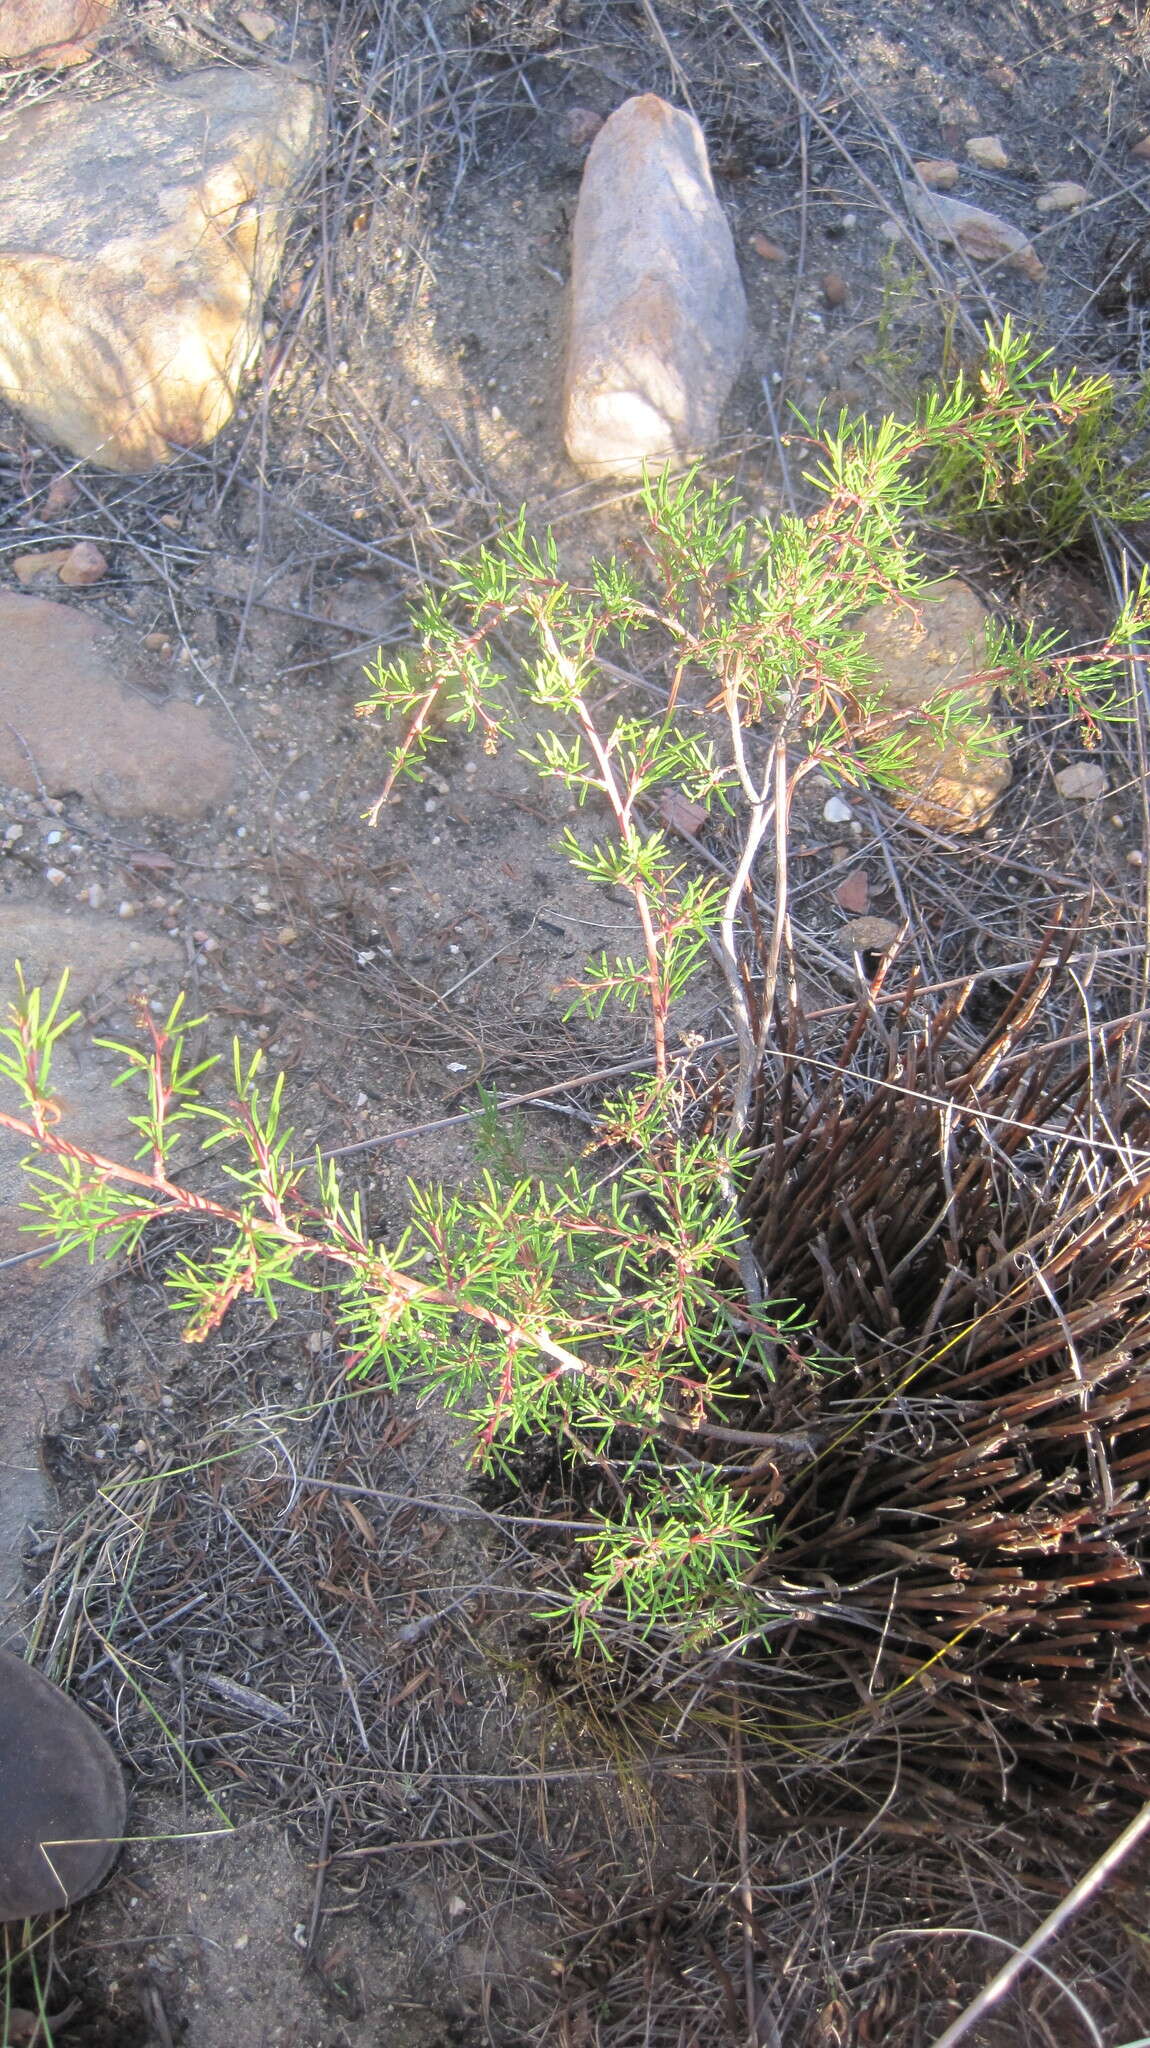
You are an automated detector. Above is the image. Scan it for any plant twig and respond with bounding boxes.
[925,1800,1150,2048]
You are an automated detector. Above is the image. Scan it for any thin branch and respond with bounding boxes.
[926,1804,1150,2047]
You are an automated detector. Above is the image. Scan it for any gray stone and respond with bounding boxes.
[0,66,322,470]
[0,592,234,817]
[563,94,747,480]
[1054,760,1106,801]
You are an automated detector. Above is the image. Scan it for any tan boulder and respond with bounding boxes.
[0,0,112,67]
[563,95,747,479]
[0,67,322,471]
[0,591,234,817]
[858,579,1011,835]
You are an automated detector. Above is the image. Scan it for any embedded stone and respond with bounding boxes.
[912,158,960,190]
[0,914,181,1627]
[0,67,322,471]
[965,134,1009,171]
[857,579,1012,835]
[836,916,900,955]
[563,94,747,479]
[12,550,72,585]
[1036,181,1088,214]
[1054,760,1105,801]
[906,185,1044,281]
[0,592,234,817]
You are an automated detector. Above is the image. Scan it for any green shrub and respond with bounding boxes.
[2,338,1143,1654]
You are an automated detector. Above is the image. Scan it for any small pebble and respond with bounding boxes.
[835,916,900,956]
[821,271,848,308]
[1128,849,1145,868]
[237,6,276,40]
[823,794,853,825]
[1054,761,1106,801]
[913,158,960,190]
[560,105,604,152]
[1036,181,1088,214]
[966,135,1009,171]
[58,541,107,588]
[45,866,66,886]
[834,869,869,914]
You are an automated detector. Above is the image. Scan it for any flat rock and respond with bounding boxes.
[563,94,747,479]
[0,66,322,470]
[0,913,181,1637]
[0,907,181,1218]
[0,592,234,817]
[12,550,72,585]
[858,579,1012,835]
[836,917,900,955]
[0,0,112,66]
[906,185,1044,281]
[834,869,869,914]
[1054,760,1106,801]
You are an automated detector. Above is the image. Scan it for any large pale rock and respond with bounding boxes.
[858,579,1011,835]
[0,67,322,470]
[0,592,234,817]
[563,94,747,480]
[0,0,112,67]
